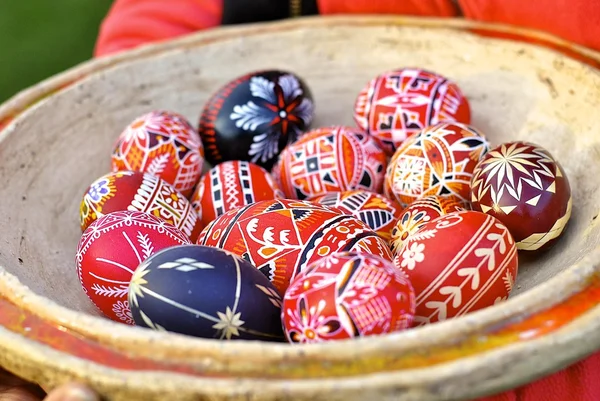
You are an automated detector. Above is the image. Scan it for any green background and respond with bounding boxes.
[0,1,112,103]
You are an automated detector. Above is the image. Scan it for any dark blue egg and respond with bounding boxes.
[198,69,314,170]
[128,244,284,341]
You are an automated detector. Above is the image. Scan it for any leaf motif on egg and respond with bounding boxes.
[230,74,314,164]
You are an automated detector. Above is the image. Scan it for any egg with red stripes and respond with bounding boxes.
[384,122,489,208]
[191,160,283,227]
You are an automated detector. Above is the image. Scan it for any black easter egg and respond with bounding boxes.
[128,244,284,341]
[198,70,315,170]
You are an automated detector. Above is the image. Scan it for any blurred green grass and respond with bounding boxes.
[0,1,112,103]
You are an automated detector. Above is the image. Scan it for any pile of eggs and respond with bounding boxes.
[75,67,572,343]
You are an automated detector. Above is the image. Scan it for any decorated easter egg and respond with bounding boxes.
[384,122,489,208]
[197,199,394,294]
[282,252,415,343]
[111,110,204,197]
[353,67,471,155]
[80,170,202,242]
[470,141,572,251]
[390,195,465,256]
[129,245,284,341]
[198,70,314,170]
[394,210,518,326]
[272,126,387,199]
[191,160,283,227]
[76,211,191,324]
[308,190,403,241]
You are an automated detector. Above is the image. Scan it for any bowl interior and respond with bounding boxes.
[1,22,600,323]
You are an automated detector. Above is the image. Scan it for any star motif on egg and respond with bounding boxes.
[129,262,151,307]
[212,306,245,340]
[472,142,557,215]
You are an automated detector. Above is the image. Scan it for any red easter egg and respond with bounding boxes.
[308,190,403,241]
[384,122,489,208]
[76,210,191,324]
[282,252,415,343]
[390,195,465,256]
[393,210,518,326]
[190,160,284,227]
[80,170,202,242]
[111,110,204,197]
[272,126,387,200]
[470,141,572,252]
[197,199,393,294]
[354,68,471,155]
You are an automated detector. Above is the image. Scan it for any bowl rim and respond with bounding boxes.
[1,14,600,398]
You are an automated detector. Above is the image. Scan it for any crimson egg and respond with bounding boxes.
[76,211,191,324]
[470,141,572,252]
[394,210,518,326]
[80,170,202,242]
[197,199,393,294]
[354,67,471,155]
[282,252,415,343]
[111,110,204,197]
[272,126,387,200]
[190,160,283,227]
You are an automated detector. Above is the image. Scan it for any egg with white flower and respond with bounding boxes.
[198,70,314,170]
[128,244,285,341]
[393,210,518,326]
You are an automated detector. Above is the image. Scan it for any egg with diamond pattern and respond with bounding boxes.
[128,244,285,341]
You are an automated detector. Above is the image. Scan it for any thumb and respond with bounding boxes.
[44,384,98,401]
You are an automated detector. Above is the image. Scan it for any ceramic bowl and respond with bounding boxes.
[0,16,599,401]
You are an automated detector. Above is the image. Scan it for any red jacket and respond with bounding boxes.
[94,2,600,400]
[95,0,600,56]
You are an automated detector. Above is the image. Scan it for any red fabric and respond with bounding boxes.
[459,0,600,56]
[92,1,600,400]
[94,0,222,57]
[478,351,600,401]
[316,0,459,17]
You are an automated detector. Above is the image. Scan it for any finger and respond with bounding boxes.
[0,386,44,401]
[0,369,29,388]
[44,384,98,401]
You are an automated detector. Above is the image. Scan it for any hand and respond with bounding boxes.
[0,369,98,401]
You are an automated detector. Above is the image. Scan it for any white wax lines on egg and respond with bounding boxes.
[122,231,142,264]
